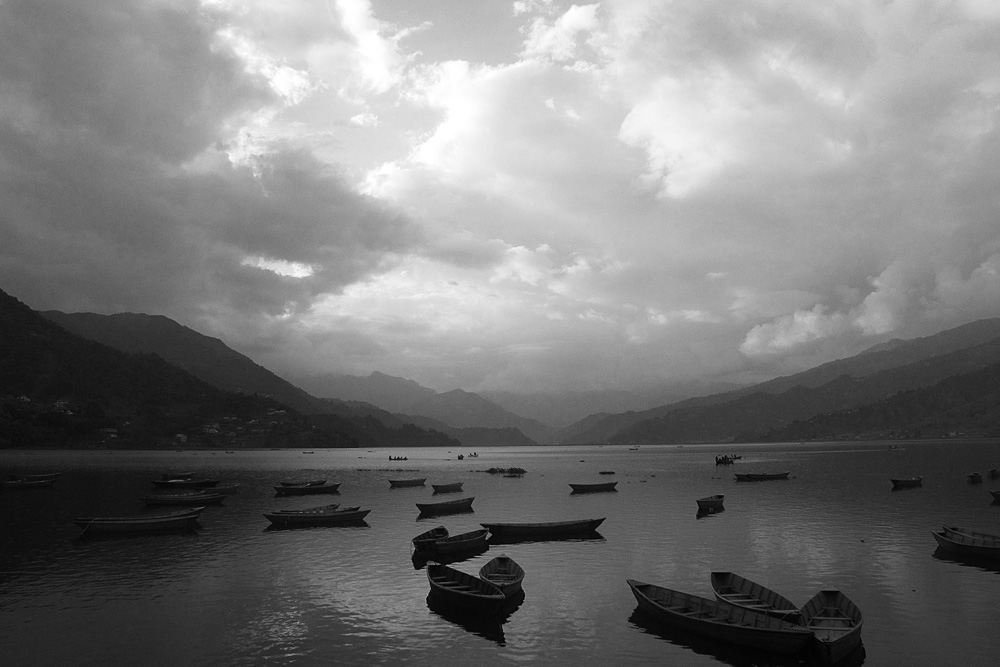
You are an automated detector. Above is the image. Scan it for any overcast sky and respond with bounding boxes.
[2,0,1000,395]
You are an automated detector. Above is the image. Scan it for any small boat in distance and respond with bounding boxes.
[279,479,325,486]
[799,590,864,665]
[432,482,464,494]
[416,496,475,516]
[263,506,369,527]
[569,482,618,494]
[140,491,227,506]
[389,477,426,488]
[734,472,790,482]
[710,571,800,621]
[74,507,204,536]
[968,472,983,484]
[696,495,725,512]
[427,562,505,614]
[6,472,61,482]
[625,580,812,654]
[890,477,923,489]
[479,554,525,597]
[273,482,341,496]
[480,518,605,540]
[151,478,221,488]
[2,477,58,489]
[411,525,449,552]
[990,489,1000,502]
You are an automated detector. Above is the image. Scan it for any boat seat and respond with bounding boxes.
[812,615,854,622]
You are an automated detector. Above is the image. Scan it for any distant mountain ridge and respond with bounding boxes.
[579,319,1000,444]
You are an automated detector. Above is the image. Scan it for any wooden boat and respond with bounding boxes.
[140,491,227,506]
[932,529,1000,560]
[942,525,1000,542]
[432,482,464,494]
[968,472,983,484]
[890,476,922,489]
[480,518,605,539]
[427,562,505,614]
[715,455,735,465]
[279,479,326,486]
[412,525,449,552]
[800,590,864,665]
[74,507,204,535]
[626,580,812,654]
[696,495,725,511]
[6,472,61,482]
[2,477,58,489]
[151,477,220,488]
[990,468,1000,480]
[432,528,490,554]
[389,477,426,488]
[272,482,341,496]
[263,506,369,527]
[479,554,525,597]
[734,472,790,482]
[416,496,475,515]
[710,571,800,621]
[569,481,618,493]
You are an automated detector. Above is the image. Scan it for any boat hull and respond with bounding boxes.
[432,528,490,554]
[890,477,922,489]
[272,483,341,496]
[627,580,812,654]
[427,563,505,614]
[932,530,1000,560]
[389,478,426,488]
[480,518,605,539]
[569,482,618,493]
[696,495,725,511]
[75,508,204,535]
[710,571,800,621]
[479,555,525,597]
[432,483,464,494]
[800,590,863,665]
[264,508,369,527]
[141,492,226,506]
[416,497,475,516]
[734,472,790,482]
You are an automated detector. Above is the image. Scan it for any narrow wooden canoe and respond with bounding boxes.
[734,472,790,482]
[141,491,227,506]
[6,472,61,482]
[263,507,369,527]
[427,562,505,614]
[710,572,800,621]
[279,479,326,486]
[626,580,812,654]
[479,554,525,597]
[416,496,475,516]
[412,525,449,552]
[480,518,605,539]
[569,482,618,493]
[932,530,1000,560]
[942,525,1000,543]
[151,478,221,488]
[890,477,923,489]
[696,495,725,511]
[389,477,426,488]
[1,477,58,489]
[433,528,490,554]
[800,590,863,665]
[432,482,464,494]
[75,507,204,535]
[272,482,341,496]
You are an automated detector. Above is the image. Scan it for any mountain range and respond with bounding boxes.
[4,283,999,448]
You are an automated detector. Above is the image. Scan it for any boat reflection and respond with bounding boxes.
[416,508,475,521]
[486,532,605,546]
[411,543,489,569]
[696,507,726,520]
[628,609,866,666]
[262,521,369,532]
[932,548,1000,574]
[425,590,525,646]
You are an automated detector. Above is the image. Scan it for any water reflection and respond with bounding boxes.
[628,609,867,667]
[696,507,725,520]
[486,532,606,546]
[931,548,1000,574]
[262,521,370,532]
[425,593,507,645]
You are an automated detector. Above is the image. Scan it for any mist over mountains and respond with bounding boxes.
[4,284,999,449]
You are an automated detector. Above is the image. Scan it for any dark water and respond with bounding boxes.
[3,441,1000,667]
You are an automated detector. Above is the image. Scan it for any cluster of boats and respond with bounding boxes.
[628,572,863,665]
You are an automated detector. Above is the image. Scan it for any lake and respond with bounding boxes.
[2,441,1000,667]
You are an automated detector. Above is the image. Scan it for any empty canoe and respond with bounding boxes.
[432,482,464,494]
[416,497,475,516]
[480,518,605,539]
[479,554,525,597]
[412,525,449,552]
[427,562,505,614]
[569,482,618,493]
[696,495,725,511]
[800,590,863,665]
[389,478,426,488]
[710,571,800,621]
[75,507,204,535]
[734,472,790,482]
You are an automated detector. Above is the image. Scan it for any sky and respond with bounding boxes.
[2,0,1000,396]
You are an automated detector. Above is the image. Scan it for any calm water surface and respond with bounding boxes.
[3,441,1000,666]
